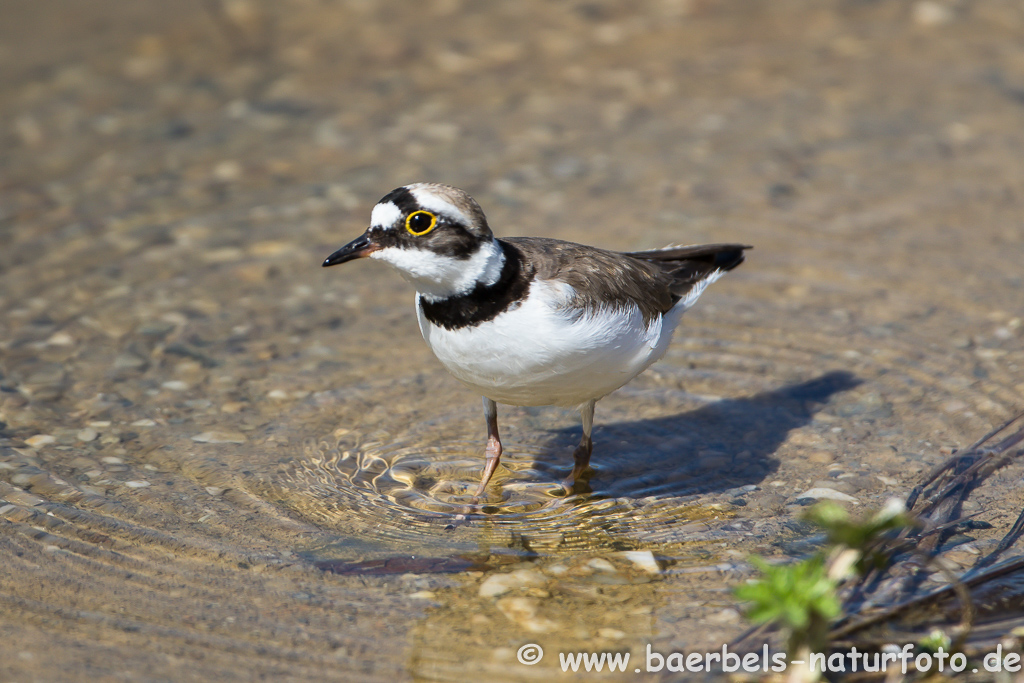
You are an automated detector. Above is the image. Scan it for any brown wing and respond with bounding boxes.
[503,237,749,323]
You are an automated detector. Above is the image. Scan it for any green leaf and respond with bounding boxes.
[734,555,839,633]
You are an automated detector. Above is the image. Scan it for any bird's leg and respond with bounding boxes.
[472,397,502,498]
[562,399,595,492]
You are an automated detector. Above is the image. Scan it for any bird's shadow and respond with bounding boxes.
[533,370,862,499]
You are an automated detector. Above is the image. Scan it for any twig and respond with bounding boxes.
[971,504,1024,572]
[906,409,1024,511]
[830,554,1024,641]
[920,551,975,650]
[730,621,773,649]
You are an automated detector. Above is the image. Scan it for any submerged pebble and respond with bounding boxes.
[409,591,436,600]
[495,596,560,633]
[478,569,546,598]
[620,550,661,574]
[24,435,56,448]
[794,487,859,503]
[191,431,248,444]
[76,428,98,442]
[586,558,617,572]
[597,628,626,640]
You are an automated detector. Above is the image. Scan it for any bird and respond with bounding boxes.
[323,183,749,498]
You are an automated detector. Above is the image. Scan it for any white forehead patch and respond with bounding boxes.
[407,186,471,226]
[370,201,402,229]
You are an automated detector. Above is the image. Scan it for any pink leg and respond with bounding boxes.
[561,400,596,492]
[472,397,502,498]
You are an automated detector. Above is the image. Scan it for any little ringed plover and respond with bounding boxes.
[323,183,750,497]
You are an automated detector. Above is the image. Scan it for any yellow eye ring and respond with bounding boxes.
[405,210,437,236]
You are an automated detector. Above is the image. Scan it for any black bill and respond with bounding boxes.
[322,232,379,267]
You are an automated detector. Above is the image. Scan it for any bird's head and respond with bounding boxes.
[323,183,503,299]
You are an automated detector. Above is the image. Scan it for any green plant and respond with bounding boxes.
[735,555,840,654]
[734,499,915,680]
[804,498,913,574]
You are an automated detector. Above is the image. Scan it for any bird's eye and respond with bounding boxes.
[405,211,437,236]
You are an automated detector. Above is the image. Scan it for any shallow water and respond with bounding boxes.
[2,0,1024,680]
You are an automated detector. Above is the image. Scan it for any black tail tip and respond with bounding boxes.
[716,245,751,271]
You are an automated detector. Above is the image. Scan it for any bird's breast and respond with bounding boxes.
[415,281,680,407]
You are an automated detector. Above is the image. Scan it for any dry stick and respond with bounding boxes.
[917,429,1024,518]
[906,409,1024,511]
[900,439,1022,593]
[913,448,993,518]
[896,417,1024,595]
[834,552,976,649]
[960,410,1024,457]
[835,416,1024,636]
[916,513,980,538]
[859,490,971,610]
[730,621,773,649]
[916,457,984,517]
[738,412,1024,649]
[830,554,1024,641]
[839,511,983,598]
[922,552,976,649]
[837,512,983,615]
[972,503,1024,572]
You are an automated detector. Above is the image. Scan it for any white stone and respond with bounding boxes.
[24,434,56,448]
[478,569,546,598]
[598,628,626,639]
[192,431,247,444]
[495,596,560,633]
[586,558,617,572]
[46,332,74,346]
[796,487,859,503]
[76,428,98,442]
[620,550,661,574]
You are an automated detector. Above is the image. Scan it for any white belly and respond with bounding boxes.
[416,281,688,408]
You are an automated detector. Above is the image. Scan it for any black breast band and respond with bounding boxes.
[419,241,531,331]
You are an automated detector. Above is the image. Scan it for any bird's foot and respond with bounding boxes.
[471,436,502,500]
[560,440,593,494]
